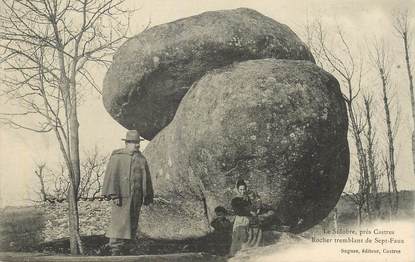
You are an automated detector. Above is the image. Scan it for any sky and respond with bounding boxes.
[0,0,414,207]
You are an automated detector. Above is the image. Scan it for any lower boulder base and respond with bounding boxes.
[143,58,349,238]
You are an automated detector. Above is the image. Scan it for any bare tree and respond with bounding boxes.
[369,40,399,214]
[0,0,132,254]
[303,15,324,68]
[50,164,71,202]
[342,168,368,225]
[78,147,108,200]
[362,94,381,217]
[343,94,385,222]
[33,162,48,202]
[32,148,108,203]
[31,163,69,203]
[394,10,415,177]
[312,20,372,219]
[363,93,390,219]
[382,155,393,220]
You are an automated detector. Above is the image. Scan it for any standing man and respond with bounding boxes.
[102,130,154,255]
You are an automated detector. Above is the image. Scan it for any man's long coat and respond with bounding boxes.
[102,148,153,239]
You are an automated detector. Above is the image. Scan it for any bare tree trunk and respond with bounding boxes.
[363,97,379,218]
[386,161,393,221]
[402,32,415,178]
[346,95,371,220]
[35,163,47,202]
[68,185,82,254]
[67,131,83,254]
[378,68,398,214]
[67,68,83,254]
[395,12,415,177]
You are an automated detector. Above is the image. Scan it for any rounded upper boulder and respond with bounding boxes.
[103,8,314,140]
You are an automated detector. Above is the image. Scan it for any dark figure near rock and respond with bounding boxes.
[229,179,263,257]
[211,206,232,233]
[210,206,232,255]
[101,130,154,255]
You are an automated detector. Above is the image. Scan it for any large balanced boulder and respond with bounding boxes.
[140,59,349,239]
[103,8,315,140]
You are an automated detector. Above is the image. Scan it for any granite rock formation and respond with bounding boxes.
[102,8,314,140]
[140,59,349,238]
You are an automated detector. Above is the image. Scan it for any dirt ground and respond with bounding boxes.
[36,233,231,257]
[0,252,226,262]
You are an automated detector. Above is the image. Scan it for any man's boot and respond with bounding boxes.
[109,238,124,256]
[111,250,122,256]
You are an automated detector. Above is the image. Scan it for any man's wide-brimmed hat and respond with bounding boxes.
[122,130,143,142]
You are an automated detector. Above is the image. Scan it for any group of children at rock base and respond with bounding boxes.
[210,179,279,257]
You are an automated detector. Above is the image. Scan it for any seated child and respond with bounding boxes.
[211,206,232,233]
[210,206,232,255]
